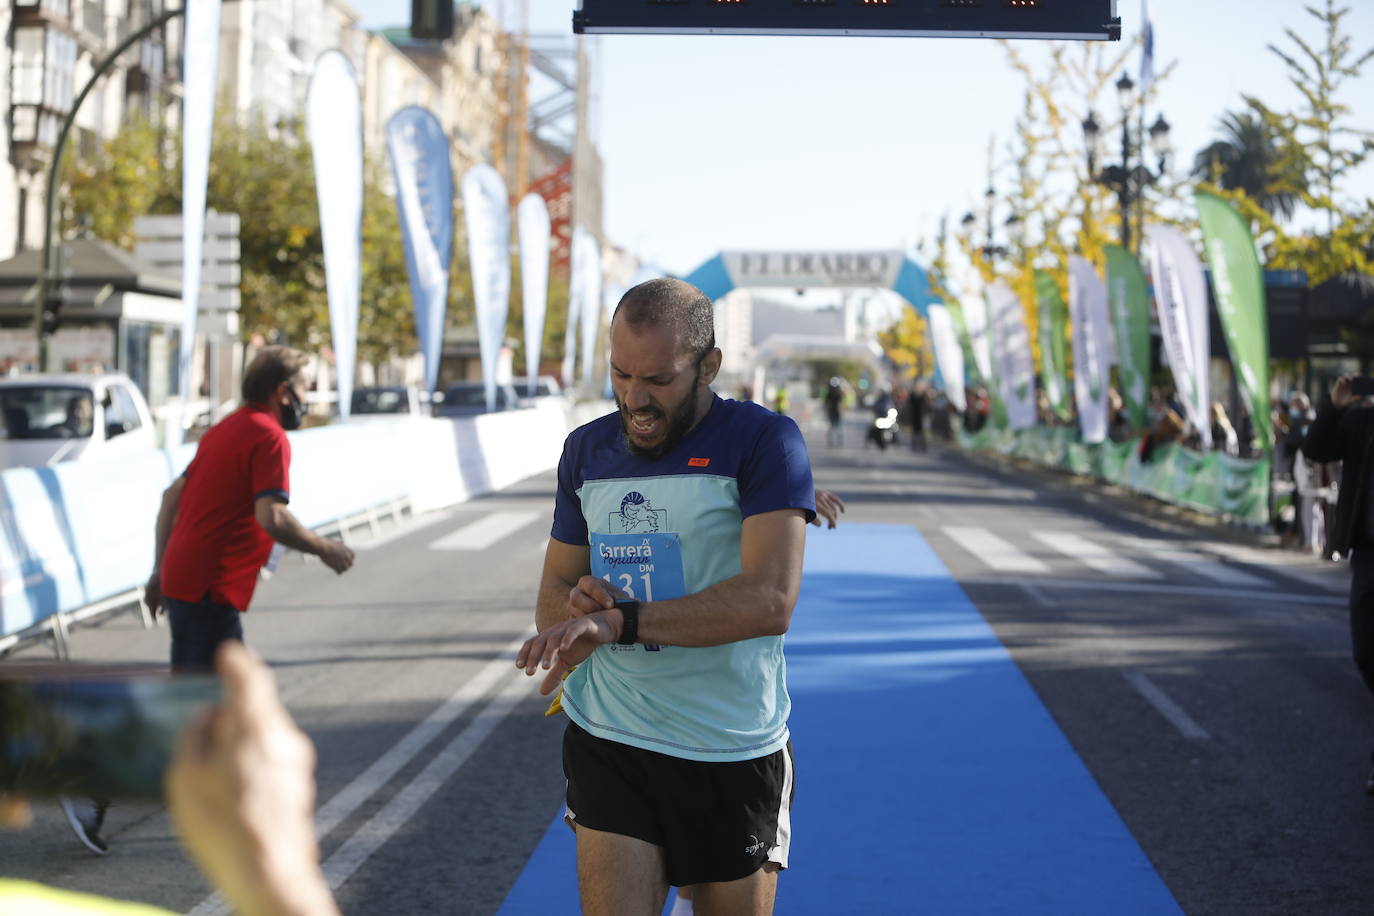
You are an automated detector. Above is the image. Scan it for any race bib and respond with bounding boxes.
[590,531,686,602]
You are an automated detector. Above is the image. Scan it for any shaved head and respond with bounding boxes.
[610,277,715,361]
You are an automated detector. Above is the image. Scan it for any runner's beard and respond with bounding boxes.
[618,379,701,462]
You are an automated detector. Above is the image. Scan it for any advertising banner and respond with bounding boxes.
[307,51,363,421]
[1068,256,1112,443]
[386,106,452,396]
[1104,244,1151,431]
[721,250,903,290]
[561,287,580,392]
[1034,270,1070,421]
[986,282,1037,430]
[962,426,1270,528]
[461,165,512,413]
[517,194,551,396]
[959,289,994,385]
[179,0,222,425]
[1146,224,1212,448]
[571,227,602,389]
[1195,191,1272,451]
[927,304,966,412]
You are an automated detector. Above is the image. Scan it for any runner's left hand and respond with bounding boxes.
[517,612,620,694]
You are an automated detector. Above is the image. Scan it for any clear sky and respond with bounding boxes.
[349,0,1374,277]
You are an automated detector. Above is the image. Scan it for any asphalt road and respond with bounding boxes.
[1,409,1363,915]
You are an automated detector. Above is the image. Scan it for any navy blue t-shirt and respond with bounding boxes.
[551,394,815,760]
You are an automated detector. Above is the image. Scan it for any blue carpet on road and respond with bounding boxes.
[499,524,1180,914]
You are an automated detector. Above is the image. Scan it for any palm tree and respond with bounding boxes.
[1192,110,1302,221]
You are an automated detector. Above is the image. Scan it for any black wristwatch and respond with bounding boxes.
[613,598,640,645]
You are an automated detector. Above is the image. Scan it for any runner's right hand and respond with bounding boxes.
[566,575,624,617]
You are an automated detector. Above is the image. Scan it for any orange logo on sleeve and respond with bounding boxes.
[688,457,711,467]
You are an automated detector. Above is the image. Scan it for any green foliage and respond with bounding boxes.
[62,110,460,364]
[1191,110,1302,220]
[1200,0,1374,285]
[62,116,174,247]
[1249,0,1374,234]
[358,156,415,368]
[876,307,932,378]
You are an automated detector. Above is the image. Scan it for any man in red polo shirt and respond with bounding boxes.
[63,347,355,856]
[144,345,354,670]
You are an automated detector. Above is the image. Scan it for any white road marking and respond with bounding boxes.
[1125,671,1210,740]
[1020,583,1054,607]
[352,508,457,551]
[429,511,540,550]
[999,576,1345,607]
[188,628,537,916]
[1204,542,1348,594]
[319,661,534,890]
[943,526,1049,573]
[1034,531,1161,579]
[1116,537,1267,586]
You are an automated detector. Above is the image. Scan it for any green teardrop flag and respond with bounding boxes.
[1194,191,1272,451]
[1103,244,1152,431]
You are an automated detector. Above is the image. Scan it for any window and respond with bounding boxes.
[11,106,37,143]
[12,28,45,106]
[0,387,94,440]
[102,383,142,437]
[44,30,76,110]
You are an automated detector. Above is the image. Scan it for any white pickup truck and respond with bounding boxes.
[0,373,157,468]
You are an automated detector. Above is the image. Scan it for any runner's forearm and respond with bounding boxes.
[631,573,795,648]
[536,571,582,632]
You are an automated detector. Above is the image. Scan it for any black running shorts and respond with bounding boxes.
[563,721,794,887]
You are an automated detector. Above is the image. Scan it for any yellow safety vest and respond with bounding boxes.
[0,879,176,916]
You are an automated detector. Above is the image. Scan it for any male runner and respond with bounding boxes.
[517,277,814,915]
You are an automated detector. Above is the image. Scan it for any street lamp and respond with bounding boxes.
[1081,72,1170,254]
[962,186,1012,262]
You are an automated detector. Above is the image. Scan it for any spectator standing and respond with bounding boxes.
[145,345,355,673]
[56,349,354,857]
[904,383,928,453]
[772,386,789,416]
[1299,374,1374,792]
[1210,402,1240,457]
[823,378,844,447]
[1235,402,1257,459]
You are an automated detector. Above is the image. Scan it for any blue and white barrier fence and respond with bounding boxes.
[0,400,603,656]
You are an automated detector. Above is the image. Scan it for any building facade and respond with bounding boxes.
[3,0,182,257]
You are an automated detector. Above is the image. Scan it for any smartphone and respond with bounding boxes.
[0,665,219,799]
[1351,377,1374,397]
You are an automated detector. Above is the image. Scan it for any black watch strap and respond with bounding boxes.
[614,598,640,645]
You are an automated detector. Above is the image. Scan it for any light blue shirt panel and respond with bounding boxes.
[563,473,791,761]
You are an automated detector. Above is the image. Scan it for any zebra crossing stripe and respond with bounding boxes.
[1116,537,1267,586]
[943,526,1050,573]
[1033,531,1161,579]
[429,511,540,550]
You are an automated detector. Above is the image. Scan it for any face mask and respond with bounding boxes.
[1289,406,1303,419]
[281,388,306,431]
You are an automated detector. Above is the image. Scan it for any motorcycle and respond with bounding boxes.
[867,407,900,450]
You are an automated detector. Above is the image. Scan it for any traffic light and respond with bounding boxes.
[573,0,1120,40]
[411,0,454,41]
[40,293,62,337]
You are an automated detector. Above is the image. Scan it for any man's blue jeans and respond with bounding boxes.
[165,597,243,672]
